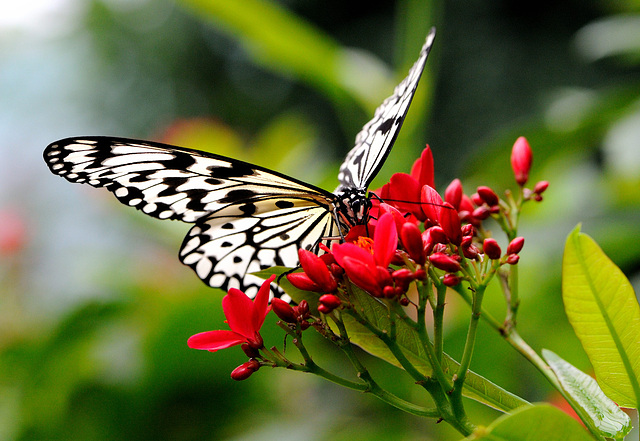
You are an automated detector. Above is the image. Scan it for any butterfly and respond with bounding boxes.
[43,28,436,302]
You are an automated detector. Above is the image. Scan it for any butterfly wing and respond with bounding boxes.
[337,28,436,192]
[44,137,340,297]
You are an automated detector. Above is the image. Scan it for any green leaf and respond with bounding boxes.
[562,225,640,408]
[542,349,631,440]
[461,404,595,441]
[344,284,529,413]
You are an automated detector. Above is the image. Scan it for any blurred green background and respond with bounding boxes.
[1,0,639,439]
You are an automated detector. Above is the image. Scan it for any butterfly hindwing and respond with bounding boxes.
[179,197,340,300]
[337,28,436,192]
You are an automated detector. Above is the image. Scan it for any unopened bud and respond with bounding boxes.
[506,254,520,265]
[230,360,261,381]
[444,179,463,210]
[533,181,549,194]
[241,343,260,359]
[483,238,502,260]
[507,237,525,255]
[511,136,533,186]
[318,294,341,313]
[462,243,480,260]
[429,252,462,273]
[401,222,426,265]
[477,186,499,207]
[271,298,297,323]
[442,274,461,286]
[472,206,491,220]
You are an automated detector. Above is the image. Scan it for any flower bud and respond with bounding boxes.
[241,343,260,359]
[462,243,480,260]
[271,298,297,323]
[231,360,260,381]
[477,186,499,207]
[483,238,502,260]
[401,222,426,265]
[429,252,462,273]
[438,202,462,246]
[506,254,520,265]
[533,180,549,195]
[511,136,533,186]
[462,224,474,237]
[287,272,322,292]
[472,206,491,220]
[444,179,463,210]
[507,237,525,255]
[471,193,484,206]
[318,294,341,312]
[442,274,461,286]
[295,300,310,318]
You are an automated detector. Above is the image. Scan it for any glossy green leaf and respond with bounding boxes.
[543,349,631,440]
[563,226,640,408]
[343,284,529,412]
[461,404,595,441]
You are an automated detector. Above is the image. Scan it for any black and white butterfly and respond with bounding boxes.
[44,28,436,302]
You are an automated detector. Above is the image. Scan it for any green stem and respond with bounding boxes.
[332,313,440,418]
[433,282,446,364]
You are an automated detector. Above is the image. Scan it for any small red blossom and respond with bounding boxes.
[444,179,463,210]
[286,249,337,293]
[271,298,297,323]
[511,136,533,186]
[429,252,462,273]
[188,275,275,352]
[332,213,398,297]
[506,254,520,265]
[476,186,499,207]
[318,294,342,314]
[230,359,261,381]
[442,274,461,286]
[438,203,462,246]
[483,238,502,260]
[507,237,525,255]
[400,222,426,265]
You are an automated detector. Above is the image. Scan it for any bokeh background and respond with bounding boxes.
[1,0,639,439]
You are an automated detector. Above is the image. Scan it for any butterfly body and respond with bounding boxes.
[44,28,436,299]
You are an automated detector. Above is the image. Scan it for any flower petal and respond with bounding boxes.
[187,330,246,351]
[223,288,257,339]
[373,212,398,268]
[252,275,275,331]
[420,185,444,224]
[332,242,375,269]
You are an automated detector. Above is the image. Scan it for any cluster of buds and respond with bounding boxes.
[271,298,312,329]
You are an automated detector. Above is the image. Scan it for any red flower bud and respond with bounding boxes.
[392,268,414,283]
[511,136,533,186]
[533,180,549,194]
[444,179,463,210]
[296,300,310,317]
[506,254,520,265]
[319,294,341,312]
[425,226,448,244]
[438,202,462,245]
[401,222,426,265]
[462,224,474,237]
[483,238,502,260]
[429,252,462,273]
[472,206,491,220]
[442,274,461,286]
[231,360,260,381]
[271,298,297,323]
[298,249,337,293]
[471,193,484,206]
[241,343,260,359]
[477,186,499,207]
[287,272,322,292]
[507,237,525,255]
[462,243,480,260]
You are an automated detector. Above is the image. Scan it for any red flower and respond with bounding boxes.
[188,275,275,352]
[511,136,533,186]
[372,146,435,222]
[287,249,337,293]
[332,213,397,297]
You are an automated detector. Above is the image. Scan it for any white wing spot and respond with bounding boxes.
[115,187,129,198]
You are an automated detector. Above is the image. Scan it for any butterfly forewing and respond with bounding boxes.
[337,28,436,192]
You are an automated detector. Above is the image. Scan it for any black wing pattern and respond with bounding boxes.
[337,27,436,192]
[44,137,340,300]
